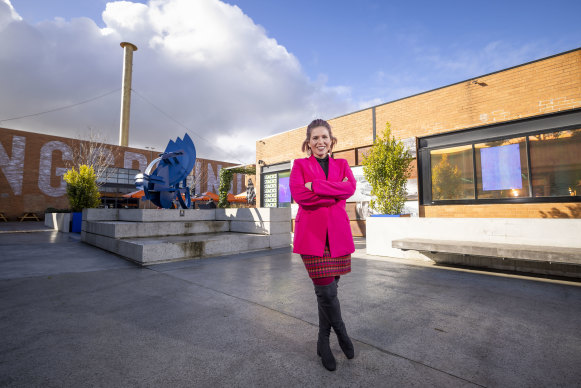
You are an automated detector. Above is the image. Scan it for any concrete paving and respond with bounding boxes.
[1,223,580,387]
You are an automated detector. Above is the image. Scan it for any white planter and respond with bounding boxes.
[44,213,71,233]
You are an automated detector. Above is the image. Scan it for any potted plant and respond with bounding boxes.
[362,122,413,216]
[63,165,101,233]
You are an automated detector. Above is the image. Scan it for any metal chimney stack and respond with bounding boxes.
[119,42,138,147]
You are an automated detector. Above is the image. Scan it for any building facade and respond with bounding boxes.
[255,48,581,236]
[0,128,246,220]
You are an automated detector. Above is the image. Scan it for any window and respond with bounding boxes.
[530,128,581,197]
[475,137,530,199]
[260,161,292,208]
[418,108,581,205]
[430,145,474,200]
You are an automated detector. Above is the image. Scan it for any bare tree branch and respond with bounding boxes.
[66,128,120,186]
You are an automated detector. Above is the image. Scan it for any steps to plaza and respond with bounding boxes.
[81,208,291,265]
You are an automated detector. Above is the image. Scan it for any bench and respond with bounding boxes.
[18,212,40,222]
[367,217,581,278]
[392,238,581,266]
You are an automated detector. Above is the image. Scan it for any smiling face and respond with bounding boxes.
[309,126,331,158]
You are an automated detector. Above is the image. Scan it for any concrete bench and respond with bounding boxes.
[367,217,581,278]
[392,238,581,265]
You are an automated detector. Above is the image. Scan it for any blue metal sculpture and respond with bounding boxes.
[134,134,196,209]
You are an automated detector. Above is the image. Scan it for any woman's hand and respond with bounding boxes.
[343,177,348,182]
[305,182,312,191]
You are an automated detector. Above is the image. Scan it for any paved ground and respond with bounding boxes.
[1,222,580,387]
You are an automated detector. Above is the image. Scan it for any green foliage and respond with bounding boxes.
[362,122,413,215]
[63,165,101,212]
[218,166,256,208]
[431,154,462,200]
[45,207,71,213]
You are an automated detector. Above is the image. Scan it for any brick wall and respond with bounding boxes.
[257,48,581,219]
[0,128,243,220]
[421,203,581,219]
[374,50,581,140]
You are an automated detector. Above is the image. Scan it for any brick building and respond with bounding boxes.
[255,48,581,236]
[0,128,246,220]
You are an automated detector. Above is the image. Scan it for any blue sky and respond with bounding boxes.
[12,0,580,105]
[2,0,581,163]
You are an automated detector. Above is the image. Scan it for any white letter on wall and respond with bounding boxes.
[38,141,72,197]
[207,163,221,193]
[124,151,148,171]
[0,135,25,195]
[194,163,202,194]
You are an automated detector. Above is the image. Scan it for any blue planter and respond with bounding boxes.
[369,214,400,217]
[71,212,82,233]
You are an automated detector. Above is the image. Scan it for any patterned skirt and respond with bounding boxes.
[301,245,351,279]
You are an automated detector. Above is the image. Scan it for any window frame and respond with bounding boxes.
[418,108,581,205]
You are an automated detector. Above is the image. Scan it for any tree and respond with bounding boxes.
[362,122,413,215]
[67,128,119,186]
[63,165,101,212]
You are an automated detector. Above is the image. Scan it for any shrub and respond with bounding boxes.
[362,122,413,215]
[63,165,101,212]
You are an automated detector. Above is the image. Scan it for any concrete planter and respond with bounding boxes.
[44,212,71,233]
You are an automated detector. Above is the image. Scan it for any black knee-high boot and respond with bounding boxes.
[315,293,336,371]
[315,280,355,360]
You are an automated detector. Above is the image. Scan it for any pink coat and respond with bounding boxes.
[290,155,356,257]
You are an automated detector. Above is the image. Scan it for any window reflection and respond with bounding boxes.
[530,128,581,197]
[430,145,475,200]
[475,137,529,199]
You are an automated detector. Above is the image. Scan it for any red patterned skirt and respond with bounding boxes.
[300,245,351,279]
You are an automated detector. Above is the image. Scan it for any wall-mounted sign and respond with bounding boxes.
[262,173,278,208]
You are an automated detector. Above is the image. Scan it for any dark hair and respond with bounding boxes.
[301,119,338,154]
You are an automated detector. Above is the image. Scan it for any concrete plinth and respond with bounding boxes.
[81,208,291,265]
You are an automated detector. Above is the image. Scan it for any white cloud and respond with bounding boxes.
[0,0,352,163]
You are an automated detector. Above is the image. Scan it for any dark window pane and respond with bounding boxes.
[475,137,529,199]
[430,145,475,200]
[530,128,581,197]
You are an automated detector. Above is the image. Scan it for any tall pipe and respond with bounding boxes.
[119,42,138,147]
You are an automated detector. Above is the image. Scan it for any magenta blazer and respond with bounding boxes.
[290,155,356,257]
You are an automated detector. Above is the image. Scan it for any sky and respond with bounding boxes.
[1,0,580,164]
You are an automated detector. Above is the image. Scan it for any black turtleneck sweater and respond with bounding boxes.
[315,155,329,179]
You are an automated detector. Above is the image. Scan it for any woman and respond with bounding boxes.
[289,119,356,371]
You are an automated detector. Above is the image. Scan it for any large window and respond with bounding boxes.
[530,128,581,197]
[430,145,474,200]
[418,108,581,204]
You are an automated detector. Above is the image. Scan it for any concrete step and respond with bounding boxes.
[117,209,216,222]
[84,220,229,239]
[83,231,290,265]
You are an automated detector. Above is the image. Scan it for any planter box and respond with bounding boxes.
[44,212,71,233]
[71,212,82,233]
